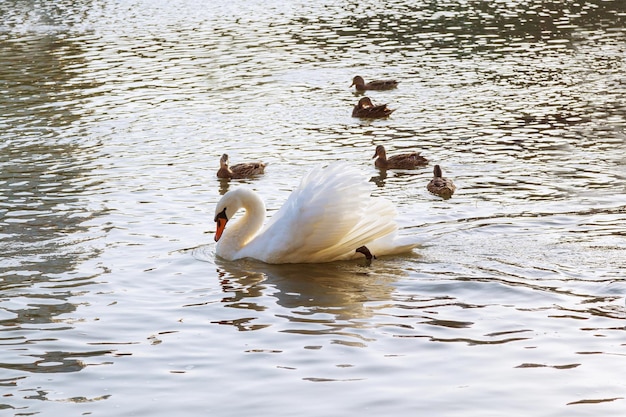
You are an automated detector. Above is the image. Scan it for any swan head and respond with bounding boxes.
[213,188,264,242]
[214,207,229,241]
[213,188,242,241]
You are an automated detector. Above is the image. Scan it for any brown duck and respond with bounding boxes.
[372,145,428,169]
[427,165,456,199]
[217,154,266,179]
[352,97,395,118]
[351,75,398,91]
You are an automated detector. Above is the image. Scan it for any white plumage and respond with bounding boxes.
[213,162,419,263]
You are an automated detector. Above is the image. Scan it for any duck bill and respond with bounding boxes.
[214,217,228,241]
[350,81,355,87]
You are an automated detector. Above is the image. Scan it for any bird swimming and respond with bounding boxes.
[213,162,421,263]
[350,75,399,92]
[372,145,428,169]
[217,153,266,179]
[427,164,456,199]
[352,97,395,118]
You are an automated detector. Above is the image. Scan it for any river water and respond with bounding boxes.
[1,0,625,416]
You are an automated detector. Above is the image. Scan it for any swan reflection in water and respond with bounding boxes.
[206,254,415,336]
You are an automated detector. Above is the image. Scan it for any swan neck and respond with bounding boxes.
[218,189,266,259]
[238,191,265,241]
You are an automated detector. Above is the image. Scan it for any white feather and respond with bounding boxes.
[214,162,420,263]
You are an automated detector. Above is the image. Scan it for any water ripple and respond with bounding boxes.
[1,0,625,415]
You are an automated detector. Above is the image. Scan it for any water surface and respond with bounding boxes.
[1,0,625,416]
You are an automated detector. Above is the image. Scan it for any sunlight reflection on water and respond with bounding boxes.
[0,0,625,416]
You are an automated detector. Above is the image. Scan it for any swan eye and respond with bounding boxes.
[214,207,228,223]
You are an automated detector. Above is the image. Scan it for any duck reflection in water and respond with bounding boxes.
[369,168,388,188]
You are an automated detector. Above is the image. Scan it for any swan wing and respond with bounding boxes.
[239,162,410,263]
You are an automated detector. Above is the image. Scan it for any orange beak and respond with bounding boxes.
[215,217,228,242]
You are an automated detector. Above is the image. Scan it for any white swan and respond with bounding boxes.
[213,162,420,264]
